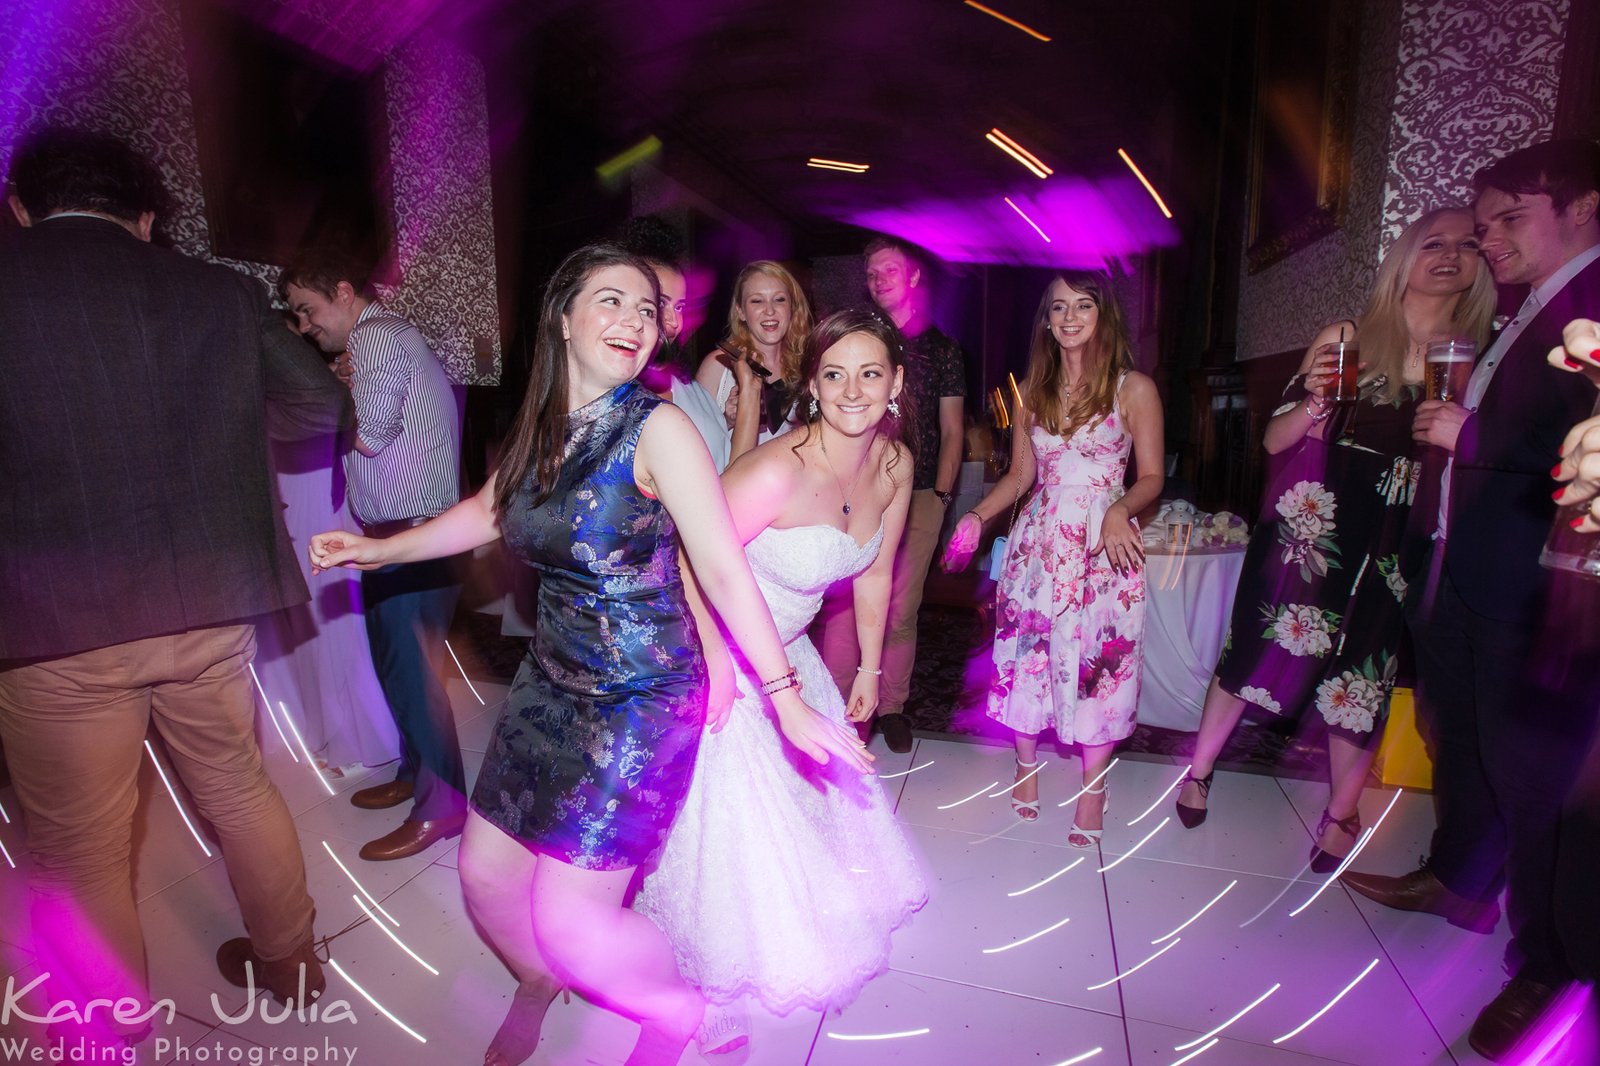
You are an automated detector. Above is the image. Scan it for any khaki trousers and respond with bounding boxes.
[816,488,945,715]
[0,625,315,1014]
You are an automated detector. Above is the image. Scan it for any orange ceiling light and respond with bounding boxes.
[807,157,870,173]
[963,1,1051,42]
[986,128,1052,179]
[1117,148,1174,219]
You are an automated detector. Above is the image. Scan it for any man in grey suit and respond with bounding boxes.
[0,127,349,1050]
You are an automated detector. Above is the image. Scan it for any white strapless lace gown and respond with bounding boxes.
[636,522,928,1014]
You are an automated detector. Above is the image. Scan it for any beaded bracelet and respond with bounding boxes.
[857,665,883,676]
[1304,396,1332,424]
[758,668,800,696]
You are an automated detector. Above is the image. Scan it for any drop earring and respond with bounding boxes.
[809,396,820,418]
[888,396,901,417]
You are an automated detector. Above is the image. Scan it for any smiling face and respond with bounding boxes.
[561,263,660,398]
[284,281,363,353]
[812,331,903,438]
[865,247,919,319]
[736,272,793,350]
[1046,279,1099,355]
[1405,210,1481,297]
[1474,187,1589,288]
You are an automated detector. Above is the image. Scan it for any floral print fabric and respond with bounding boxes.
[988,399,1143,744]
[1215,374,1422,740]
[472,382,706,870]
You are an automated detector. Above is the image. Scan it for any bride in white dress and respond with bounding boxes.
[637,309,928,1031]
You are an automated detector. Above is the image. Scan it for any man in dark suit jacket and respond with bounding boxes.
[0,127,351,1048]
[1343,140,1600,1062]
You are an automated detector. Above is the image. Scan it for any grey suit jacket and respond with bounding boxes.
[0,216,353,661]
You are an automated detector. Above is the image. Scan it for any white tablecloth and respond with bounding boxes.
[1136,544,1246,731]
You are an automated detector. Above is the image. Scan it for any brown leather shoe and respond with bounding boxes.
[1340,863,1500,933]
[358,815,466,861]
[349,777,414,810]
[216,937,325,1006]
[1468,977,1558,1062]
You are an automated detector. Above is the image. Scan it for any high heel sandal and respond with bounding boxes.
[1068,783,1109,849]
[1175,767,1214,829]
[1308,807,1363,875]
[483,978,568,1066]
[1011,759,1042,821]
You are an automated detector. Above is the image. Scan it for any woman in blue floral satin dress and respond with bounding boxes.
[1174,208,1495,871]
[308,245,872,1066]
[944,271,1165,849]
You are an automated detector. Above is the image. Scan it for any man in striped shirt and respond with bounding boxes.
[282,251,468,862]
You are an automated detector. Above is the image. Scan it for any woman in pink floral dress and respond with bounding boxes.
[944,272,1164,848]
[1173,208,1495,870]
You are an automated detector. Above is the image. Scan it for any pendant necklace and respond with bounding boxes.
[818,434,868,516]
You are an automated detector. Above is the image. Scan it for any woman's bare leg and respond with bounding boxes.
[1011,731,1041,815]
[1072,741,1115,832]
[1319,731,1380,855]
[1178,677,1249,811]
[528,855,704,1066]
[458,812,562,1066]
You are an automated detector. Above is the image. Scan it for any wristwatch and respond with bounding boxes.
[934,489,954,506]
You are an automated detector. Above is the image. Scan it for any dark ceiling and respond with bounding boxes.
[465,0,1241,265]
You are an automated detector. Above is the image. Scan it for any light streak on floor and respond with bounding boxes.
[352,894,439,975]
[1008,857,1086,897]
[1087,937,1182,990]
[142,739,213,857]
[1289,789,1405,918]
[322,839,399,925]
[1097,817,1170,873]
[982,915,1071,955]
[1128,764,1190,826]
[246,661,298,762]
[444,639,486,706]
[1272,958,1379,1043]
[329,957,428,1043]
[1152,880,1237,944]
[1173,982,1280,1049]
[278,702,335,796]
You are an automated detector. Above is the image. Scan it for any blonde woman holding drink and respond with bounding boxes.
[1174,208,1495,871]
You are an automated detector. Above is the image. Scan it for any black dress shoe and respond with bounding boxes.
[876,713,913,754]
[1340,862,1500,933]
[359,814,466,861]
[1468,977,1558,1062]
[216,937,325,1006]
[1175,768,1213,829]
[350,777,415,810]
[1308,807,1362,874]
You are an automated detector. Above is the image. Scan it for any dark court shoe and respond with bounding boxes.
[349,777,415,810]
[1175,768,1213,829]
[877,712,914,754]
[1468,977,1559,1062]
[1339,861,1500,933]
[1308,807,1362,874]
[216,937,325,1006]
[359,814,466,861]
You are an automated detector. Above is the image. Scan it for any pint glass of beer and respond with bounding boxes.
[1425,339,1476,402]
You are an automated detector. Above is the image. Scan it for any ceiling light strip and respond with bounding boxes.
[1003,197,1052,243]
[807,157,870,173]
[987,129,1052,178]
[1118,148,1174,218]
[964,1,1052,42]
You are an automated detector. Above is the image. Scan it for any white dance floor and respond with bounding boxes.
[1,677,1594,1065]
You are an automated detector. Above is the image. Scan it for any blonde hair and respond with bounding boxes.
[1021,271,1132,438]
[1357,207,1496,403]
[725,260,812,387]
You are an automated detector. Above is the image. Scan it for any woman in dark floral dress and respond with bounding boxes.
[1174,208,1495,870]
[308,245,871,1066]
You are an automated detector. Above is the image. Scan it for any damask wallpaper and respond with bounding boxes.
[0,0,501,383]
[1234,0,1569,360]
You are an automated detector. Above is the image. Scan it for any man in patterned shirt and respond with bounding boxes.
[818,237,967,753]
[282,251,468,861]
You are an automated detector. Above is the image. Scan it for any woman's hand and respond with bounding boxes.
[308,530,388,574]
[773,691,874,773]
[1089,504,1144,574]
[1555,413,1600,532]
[941,511,983,572]
[1548,318,1600,390]
[1304,344,1361,400]
[845,671,880,723]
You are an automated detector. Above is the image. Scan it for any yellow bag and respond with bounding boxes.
[1376,687,1433,790]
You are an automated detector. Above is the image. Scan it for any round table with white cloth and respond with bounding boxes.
[1135,542,1246,731]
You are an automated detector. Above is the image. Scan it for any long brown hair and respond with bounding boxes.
[493,244,660,514]
[725,260,813,387]
[1021,271,1132,438]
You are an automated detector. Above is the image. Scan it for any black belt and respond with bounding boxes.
[362,516,430,538]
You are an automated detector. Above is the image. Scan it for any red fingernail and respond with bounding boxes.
[1573,517,1586,529]
[1553,464,1565,477]
[1566,356,1584,369]
[1554,488,1565,500]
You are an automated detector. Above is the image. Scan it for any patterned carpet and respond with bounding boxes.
[449,599,1331,782]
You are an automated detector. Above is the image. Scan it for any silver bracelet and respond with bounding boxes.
[758,668,800,696]
[856,665,883,676]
